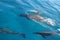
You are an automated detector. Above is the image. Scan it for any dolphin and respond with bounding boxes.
[20,12,55,26]
[0,28,26,38]
[19,12,44,21]
[33,31,55,38]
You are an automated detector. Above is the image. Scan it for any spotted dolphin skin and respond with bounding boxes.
[33,31,55,38]
[0,28,26,38]
[20,13,44,21]
[20,13,55,26]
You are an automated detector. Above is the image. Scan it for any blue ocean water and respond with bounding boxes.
[0,0,60,40]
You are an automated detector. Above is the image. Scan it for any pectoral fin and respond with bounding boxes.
[41,35,47,38]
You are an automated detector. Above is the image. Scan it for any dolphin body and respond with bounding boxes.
[0,28,26,38]
[33,31,55,38]
[20,12,55,26]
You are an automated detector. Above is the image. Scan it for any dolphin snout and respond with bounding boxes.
[20,14,28,17]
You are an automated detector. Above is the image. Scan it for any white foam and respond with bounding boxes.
[57,29,60,31]
[44,18,56,26]
[55,29,60,36]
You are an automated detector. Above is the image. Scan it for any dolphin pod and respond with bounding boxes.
[0,27,60,39]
